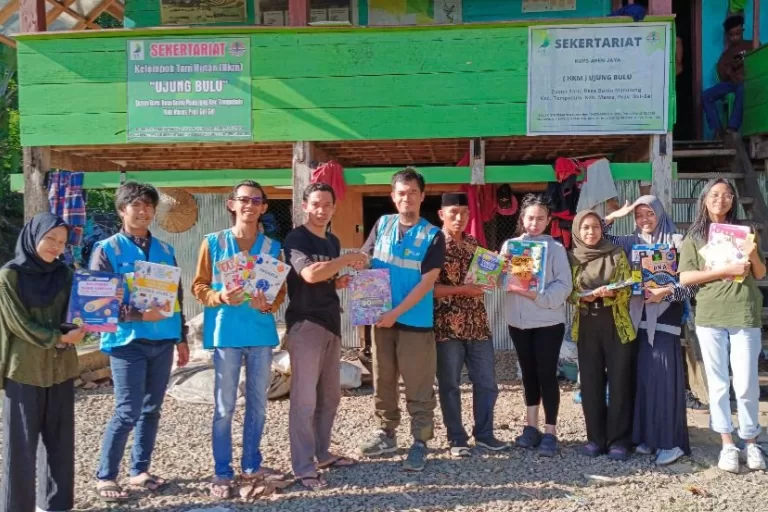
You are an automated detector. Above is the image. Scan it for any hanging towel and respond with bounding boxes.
[456,152,498,248]
[311,160,347,202]
[47,171,86,247]
[576,159,618,218]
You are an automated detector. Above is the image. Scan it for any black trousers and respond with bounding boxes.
[1,378,75,512]
[577,305,636,451]
[509,323,565,425]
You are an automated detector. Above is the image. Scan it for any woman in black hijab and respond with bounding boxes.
[0,212,84,512]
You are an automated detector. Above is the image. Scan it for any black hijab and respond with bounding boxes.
[2,213,70,308]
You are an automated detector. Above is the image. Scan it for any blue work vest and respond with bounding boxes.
[94,233,182,353]
[203,229,281,350]
[371,215,438,328]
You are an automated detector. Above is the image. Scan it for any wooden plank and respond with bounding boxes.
[0,0,19,25]
[17,51,126,85]
[20,83,126,115]
[672,148,736,158]
[22,146,50,221]
[288,0,308,26]
[20,113,127,146]
[650,133,673,213]
[744,74,768,110]
[19,0,46,32]
[0,34,17,48]
[470,139,485,185]
[292,141,312,226]
[676,172,744,180]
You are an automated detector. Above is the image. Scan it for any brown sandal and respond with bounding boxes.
[210,478,233,500]
[317,455,356,469]
[128,473,167,491]
[298,475,328,491]
[96,480,129,503]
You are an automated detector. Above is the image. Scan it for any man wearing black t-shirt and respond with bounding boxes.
[283,183,367,489]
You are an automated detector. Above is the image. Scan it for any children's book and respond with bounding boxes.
[216,252,289,303]
[504,240,548,293]
[129,261,181,317]
[630,243,669,295]
[67,270,122,333]
[640,247,678,289]
[348,269,392,326]
[577,279,636,298]
[464,247,504,289]
[699,223,754,283]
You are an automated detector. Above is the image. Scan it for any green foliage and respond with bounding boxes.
[1,45,22,216]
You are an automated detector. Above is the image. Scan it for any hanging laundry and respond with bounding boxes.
[311,160,346,201]
[576,159,619,218]
[457,152,497,248]
[547,158,585,249]
[47,171,86,247]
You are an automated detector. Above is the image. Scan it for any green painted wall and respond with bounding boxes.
[17,19,675,147]
[743,45,768,137]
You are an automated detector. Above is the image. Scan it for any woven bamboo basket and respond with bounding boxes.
[155,188,198,233]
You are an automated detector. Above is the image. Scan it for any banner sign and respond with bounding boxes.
[127,37,252,142]
[527,23,671,135]
[160,0,247,26]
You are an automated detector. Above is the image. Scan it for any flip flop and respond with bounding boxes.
[298,476,328,491]
[210,478,233,500]
[128,473,167,491]
[240,467,288,483]
[317,455,356,469]
[96,481,129,503]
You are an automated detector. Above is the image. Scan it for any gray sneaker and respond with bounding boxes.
[403,441,427,472]
[358,430,397,457]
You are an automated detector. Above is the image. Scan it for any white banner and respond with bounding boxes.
[527,23,671,136]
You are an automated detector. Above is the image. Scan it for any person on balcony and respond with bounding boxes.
[357,168,445,472]
[432,192,508,459]
[191,180,287,499]
[283,183,367,490]
[702,14,752,138]
[92,182,189,503]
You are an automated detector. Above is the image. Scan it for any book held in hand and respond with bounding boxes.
[699,223,753,283]
[216,251,289,303]
[129,261,181,317]
[349,269,392,326]
[577,279,636,298]
[630,243,677,294]
[464,247,504,289]
[504,240,548,293]
[67,270,122,333]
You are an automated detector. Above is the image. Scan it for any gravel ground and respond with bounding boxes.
[2,351,768,512]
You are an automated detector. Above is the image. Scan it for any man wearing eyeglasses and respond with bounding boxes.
[191,180,288,499]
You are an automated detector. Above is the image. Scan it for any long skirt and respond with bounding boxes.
[632,328,691,454]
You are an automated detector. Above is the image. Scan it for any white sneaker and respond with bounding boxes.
[718,444,741,473]
[742,444,767,471]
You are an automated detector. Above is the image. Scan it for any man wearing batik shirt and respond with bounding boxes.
[433,192,508,457]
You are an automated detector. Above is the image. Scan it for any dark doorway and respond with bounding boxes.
[673,0,699,140]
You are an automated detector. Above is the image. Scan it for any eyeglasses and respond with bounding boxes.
[235,196,264,205]
[707,193,734,203]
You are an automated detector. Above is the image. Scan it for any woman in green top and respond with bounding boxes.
[0,213,84,512]
[567,210,636,461]
[678,179,767,474]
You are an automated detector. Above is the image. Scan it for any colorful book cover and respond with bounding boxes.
[349,269,392,326]
[505,240,548,293]
[464,247,504,289]
[700,223,754,283]
[130,261,181,317]
[215,252,289,303]
[67,270,122,333]
[578,279,636,297]
[640,247,678,289]
[630,243,670,295]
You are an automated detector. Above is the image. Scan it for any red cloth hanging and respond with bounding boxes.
[311,161,346,201]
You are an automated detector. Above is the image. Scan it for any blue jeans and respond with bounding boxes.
[696,326,762,440]
[212,346,273,480]
[96,340,174,481]
[702,81,744,131]
[436,339,498,443]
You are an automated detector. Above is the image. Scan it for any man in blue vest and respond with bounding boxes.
[191,180,287,499]
[357,168,446,472]
[91,182,188,502]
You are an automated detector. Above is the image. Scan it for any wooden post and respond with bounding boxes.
[469,138,485,185]
[650,133,673,212]
[292,141,312,227]
[754,0,761,49]
[20,0,48,222]
[647,0,672,15]
[288,0,308,26]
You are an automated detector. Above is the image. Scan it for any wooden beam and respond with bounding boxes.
[650,133,673,213]
[288,0,309,26]
[0,34,17,48]
[292,142,312,227]
[22,147,50,221]
[754,0,761,49]
[44,0,101,30]
[0,0,19,25]
[46,0,76,25]
[20,0,46,32]
[469,138,485,185]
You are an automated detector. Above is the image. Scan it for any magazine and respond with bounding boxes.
[216,252,289,303]
[630,243,669,295]
[129,261,181,317]
[699,223,754,283]
[640,247,678,289]
[348,269,392,326]
[67,270,122,333]
[504,240,548,293]
[464,247,504,289]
